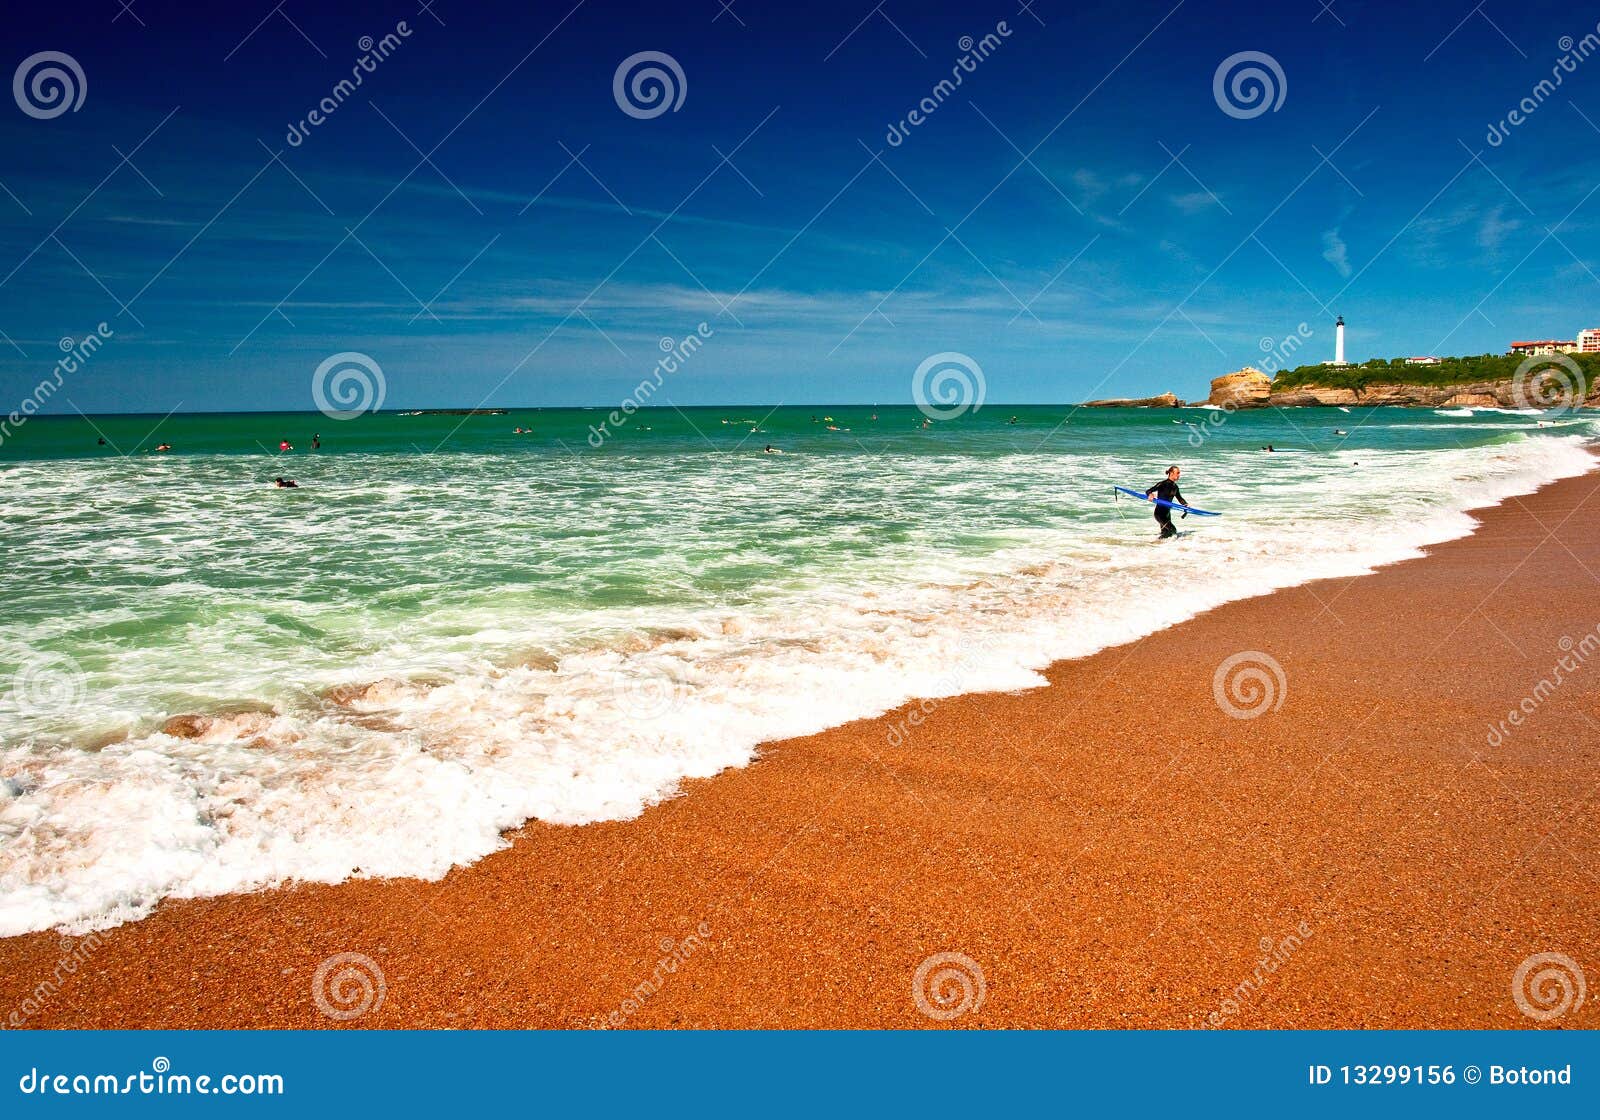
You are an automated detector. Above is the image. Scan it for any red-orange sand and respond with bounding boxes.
[4,468,1598,1029]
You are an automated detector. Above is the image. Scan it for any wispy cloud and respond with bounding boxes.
[1476,204,1521,252]
[1321,228,1351,278]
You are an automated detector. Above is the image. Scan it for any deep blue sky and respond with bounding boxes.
[2,0,1598,411]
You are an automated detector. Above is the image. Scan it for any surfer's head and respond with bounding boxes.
[1166,465,1180,479]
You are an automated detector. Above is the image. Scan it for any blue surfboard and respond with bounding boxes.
[1113,485,1221,516]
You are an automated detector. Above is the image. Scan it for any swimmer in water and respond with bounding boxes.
[154,443,172,452]
[1144,465,1188,541]
[312,433,321,449]
[273,477,299,488]
[279,439,292,452]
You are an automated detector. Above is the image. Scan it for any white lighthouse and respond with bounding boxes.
[1335,314,1346,365]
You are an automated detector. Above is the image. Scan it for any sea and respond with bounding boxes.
[1,403,1594,935]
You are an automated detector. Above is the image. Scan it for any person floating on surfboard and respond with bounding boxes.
[1145,465,1187,540]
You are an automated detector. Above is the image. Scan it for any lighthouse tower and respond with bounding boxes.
[1335,315,1346,365]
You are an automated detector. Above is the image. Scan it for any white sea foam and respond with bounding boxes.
[0,431,1595,935]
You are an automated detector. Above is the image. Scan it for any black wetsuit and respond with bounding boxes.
[1146,477,1186,539]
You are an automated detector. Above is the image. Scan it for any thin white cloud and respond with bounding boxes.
[1322,228,1352,278]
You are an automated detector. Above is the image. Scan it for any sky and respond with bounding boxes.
[2,0,1599,412]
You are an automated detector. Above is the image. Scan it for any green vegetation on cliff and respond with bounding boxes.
[1273,353,1600,391]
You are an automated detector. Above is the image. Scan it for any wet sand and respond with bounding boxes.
[4,466,1598,1029]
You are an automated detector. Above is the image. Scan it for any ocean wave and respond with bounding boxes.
[1,432,1595,935]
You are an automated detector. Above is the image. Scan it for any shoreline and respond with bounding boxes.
[4,464,1599,1028]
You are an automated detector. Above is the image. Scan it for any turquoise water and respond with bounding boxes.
[1,404,1594,934]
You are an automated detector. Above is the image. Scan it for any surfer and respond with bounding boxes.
[1145,465,1187,540]
[273,477,299,488]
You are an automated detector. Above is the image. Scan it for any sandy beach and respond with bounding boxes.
[4,464,1597,1030]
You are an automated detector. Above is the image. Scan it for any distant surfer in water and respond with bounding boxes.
[1145,465,1187,540]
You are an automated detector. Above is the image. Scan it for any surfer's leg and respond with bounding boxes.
[1154,507,1174,538]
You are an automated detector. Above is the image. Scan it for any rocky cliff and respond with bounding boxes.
[1082,392,1182,408]
[1207,367,1271,408]
[1207,369,1599,409]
